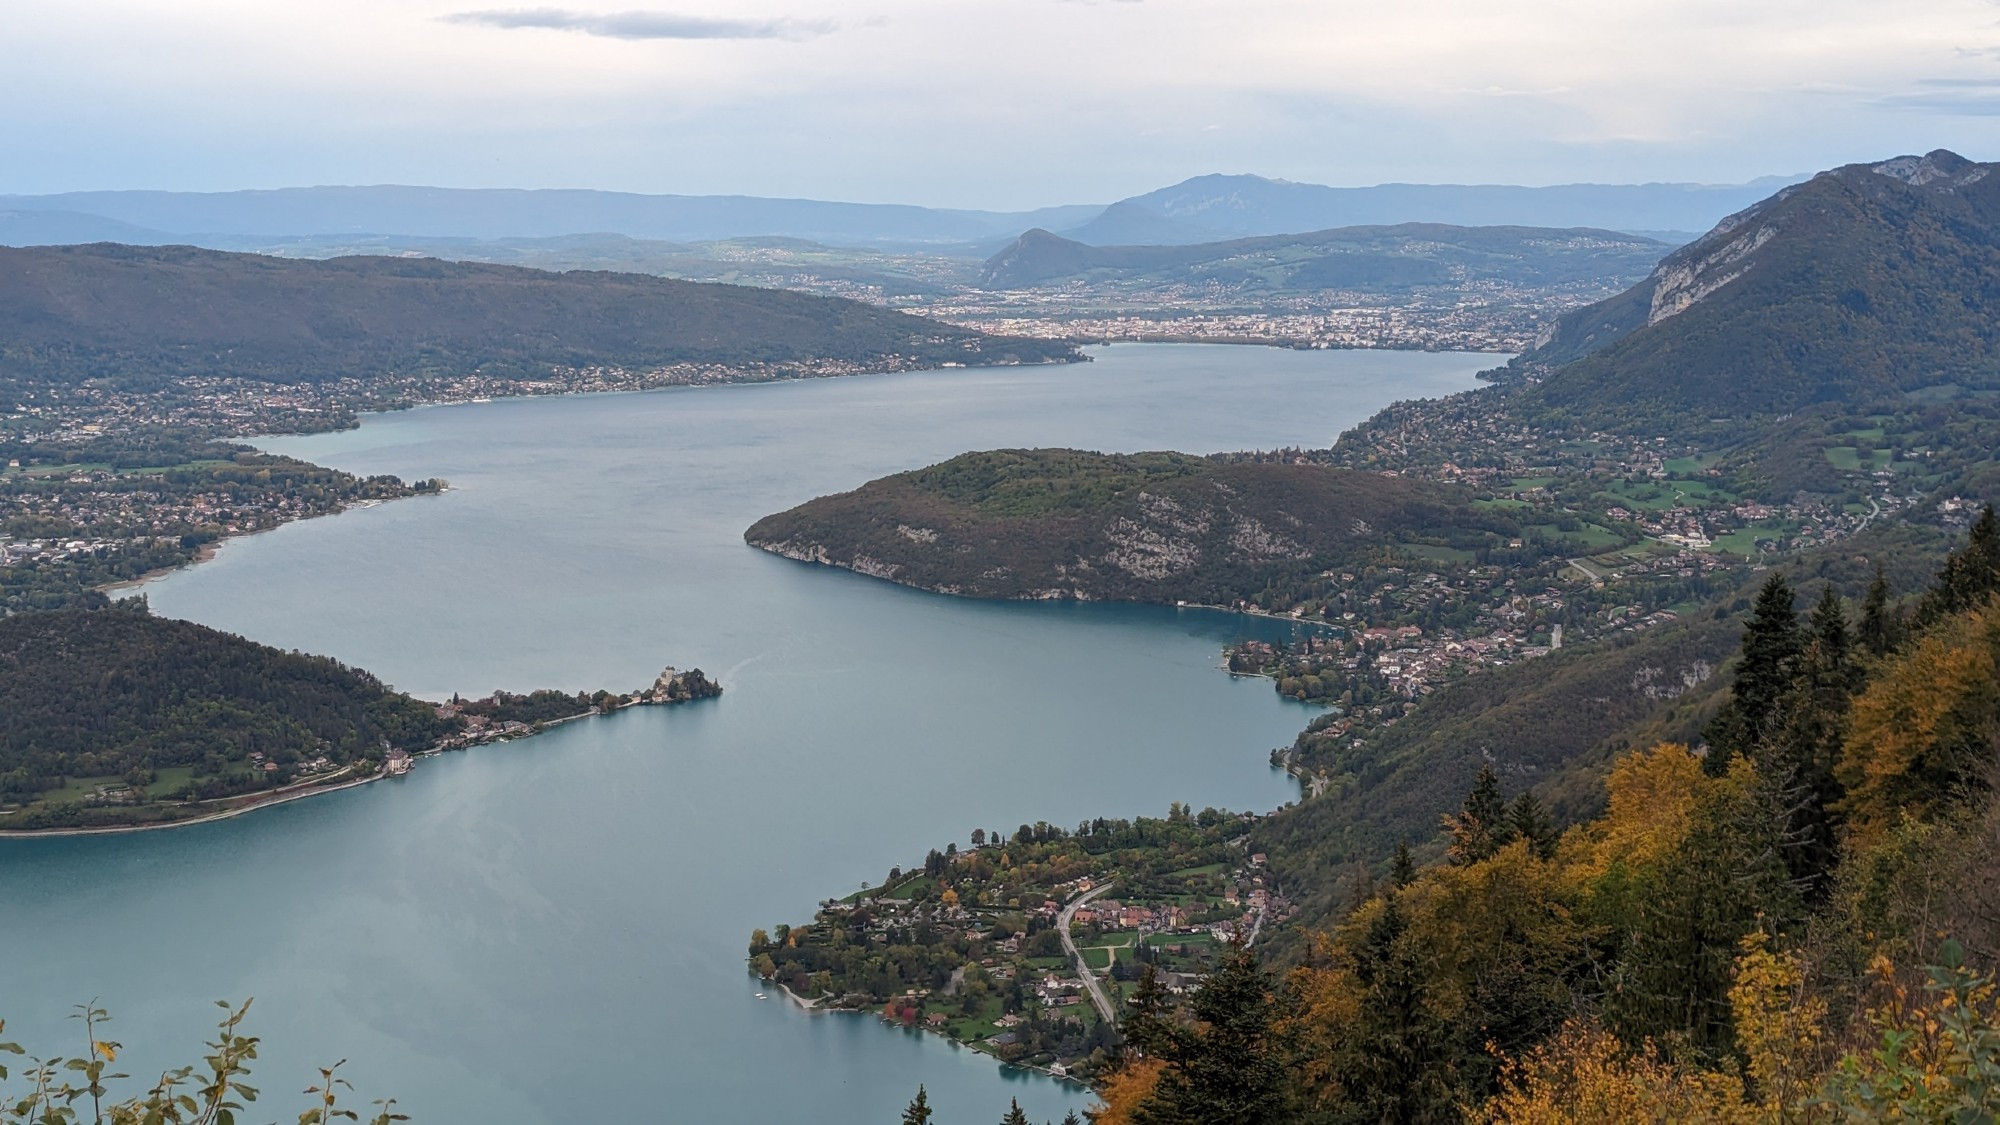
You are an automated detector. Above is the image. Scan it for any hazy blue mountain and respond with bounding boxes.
[1060,173,1803,245]
[0,174,1793,253]
[0,209,176,246]
[0,186,1101,248]
[1055,199,1229,246]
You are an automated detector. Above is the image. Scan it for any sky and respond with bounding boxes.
[10,0,2000,208]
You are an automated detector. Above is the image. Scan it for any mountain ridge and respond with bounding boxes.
[2,173,1797,252]
[1062,171,1803,245]
[1500,149,2000,432]
[743,448,1517,604]
[0,243,1080,389]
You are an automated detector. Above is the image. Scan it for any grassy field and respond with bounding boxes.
[1531,522,1624,550]
[1712,523,1794,557]
[884,875,935,901]
[1399,544,1477,564]
[1826,446,1893,472]
[145,765,196,798]
[1,459,233,479]
[1662,453,1724,474]
[944,993,1008,1043]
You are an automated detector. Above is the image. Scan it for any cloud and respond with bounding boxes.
[442,8,836,41]
[1872,76,2000,116]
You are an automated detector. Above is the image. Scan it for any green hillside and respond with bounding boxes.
[0,243,1079,393]
[745,448,1518,604]
[979,222,1667,294]
[1502,150,2000,433]
[0,604,454,827]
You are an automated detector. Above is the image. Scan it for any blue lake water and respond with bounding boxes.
[0,344,1490,1123]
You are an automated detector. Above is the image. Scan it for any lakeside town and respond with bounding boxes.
[913,287,1595,353]
[0,352,1035,613]
[750,810,1294,1085]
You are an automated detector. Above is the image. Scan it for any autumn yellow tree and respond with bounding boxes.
[1838,601,2000,843]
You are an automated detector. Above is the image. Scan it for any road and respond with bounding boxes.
[1858,496,1883,532]
[1244,898,1271,948]
[1057,882,1119,1025]
[1567,557,1609,584]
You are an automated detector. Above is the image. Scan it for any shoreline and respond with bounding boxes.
[763,979,1092,1088]
[90,342,1452,603]
[0,693,714,839]
[96,541,223,594]
[0,768,387,839]
[93,353,1088,598]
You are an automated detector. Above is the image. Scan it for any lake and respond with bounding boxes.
[0,344,1491,1123]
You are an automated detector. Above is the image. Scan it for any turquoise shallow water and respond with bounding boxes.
[0,345,1491,1123]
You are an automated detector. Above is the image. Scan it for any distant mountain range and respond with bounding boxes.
[977,224,1671,295]
[0,187,1098,249]
[0,173,1799,253]
[1067,173,1800,246]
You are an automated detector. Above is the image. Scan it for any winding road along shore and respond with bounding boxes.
[1058,882,1119,1025]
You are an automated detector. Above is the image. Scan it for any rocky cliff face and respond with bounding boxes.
[744,449,1513,605]
[1498,149,2000,427]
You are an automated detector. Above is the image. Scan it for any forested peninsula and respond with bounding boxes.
[0,604,720,832]
[744,448,1520,604]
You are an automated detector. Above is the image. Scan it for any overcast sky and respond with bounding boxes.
[9,0,2000,208]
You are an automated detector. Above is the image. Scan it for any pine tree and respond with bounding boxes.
[902,1085,933,1125]
[1445,763,1516,864]
[1001,1098,1030,1125]
[1343,859,1376,915]
[1062,1112,1082,1125]
[1508,790,1558,859]
[1132,944,1289,1125]
[1859,562,1900,657]
[1915,505,2000,630]
[1390,839,1417,888]
[1704,572,1803,774]
[1604,762,1803,1057]
[1333,896,1458,1122]
[1760,586,1857,897]
[1122,962,1171,1058]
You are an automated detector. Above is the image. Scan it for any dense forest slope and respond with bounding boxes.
[0,605,452,817]
[0,604,719,829]
[1249,522,1957,932]
[0,243,1078,389]
[1502,149,2000,429]
[979,223,1668,293]
[1078,518,2000,1125]
[745,449,1516,604]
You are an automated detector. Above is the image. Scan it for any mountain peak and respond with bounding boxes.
[1858,149,1985,189]
[977,228,1097,287]
[1509,149,2000,428]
